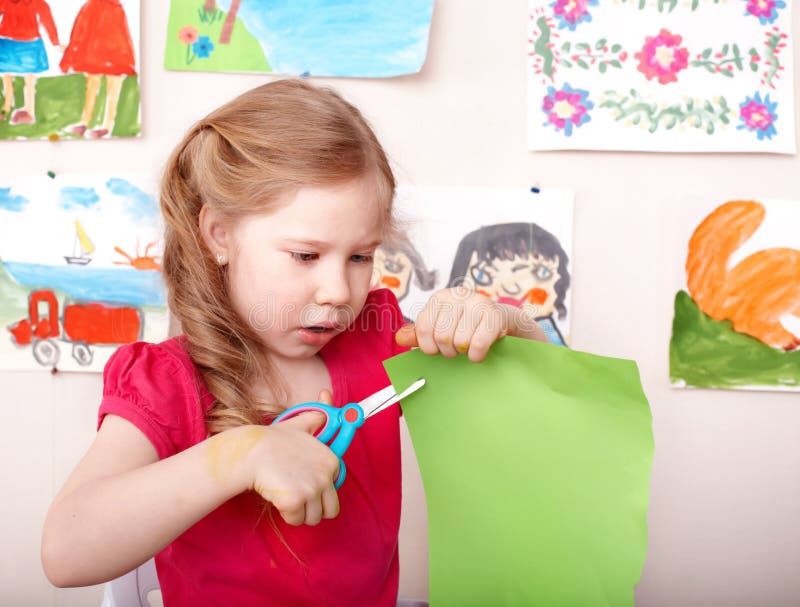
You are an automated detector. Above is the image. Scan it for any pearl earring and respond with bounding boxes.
[216,253,226,266]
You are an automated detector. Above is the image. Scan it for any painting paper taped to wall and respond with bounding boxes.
[670,197,800,391]
[527,0,795,153]
[0,0,140,140]
[0,173,168,372]
[375,186,574,346]
[164,0,434,77]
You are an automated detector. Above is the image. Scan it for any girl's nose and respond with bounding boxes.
[315,267,351,306]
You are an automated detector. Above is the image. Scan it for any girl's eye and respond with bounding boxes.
[470,265,493,286]
[291,252,318,263]
[351,254,374,264]
[384,259,404,273]
[533,264,553,280]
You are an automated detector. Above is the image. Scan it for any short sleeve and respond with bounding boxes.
[98,342,207,459]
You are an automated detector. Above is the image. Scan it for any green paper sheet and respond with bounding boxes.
[384,337,654,607]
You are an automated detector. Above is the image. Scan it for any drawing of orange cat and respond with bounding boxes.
[686,200,800,351]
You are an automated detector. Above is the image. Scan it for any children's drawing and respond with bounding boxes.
[392,186,574,346]
[448,223,570,346]
[164,0,434,77]
[372,233,436,322]
[670,198,800,391]
[0,0,60,125]
[527,0,795,152]
[0,173,168,372]
[0,0,140,140]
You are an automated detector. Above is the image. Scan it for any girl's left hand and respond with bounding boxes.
[394,287,544,362]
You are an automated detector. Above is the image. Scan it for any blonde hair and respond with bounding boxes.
[160,79,397,434]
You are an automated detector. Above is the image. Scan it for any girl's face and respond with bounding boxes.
[216,178,384,364]
[371,247,412,300]
[460,251,561,318]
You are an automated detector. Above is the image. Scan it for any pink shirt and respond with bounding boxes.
[98,288,410,607]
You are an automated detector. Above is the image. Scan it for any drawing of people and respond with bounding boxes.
[372,234,437,303]
[448,222,570,346]
[0,0,61,125]
[59,0,135,138]
[373,234,437,323]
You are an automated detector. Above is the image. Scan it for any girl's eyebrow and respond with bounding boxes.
[280,238,330,248]
[280,238,382,249]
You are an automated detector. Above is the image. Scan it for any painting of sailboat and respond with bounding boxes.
[64,219,94,265]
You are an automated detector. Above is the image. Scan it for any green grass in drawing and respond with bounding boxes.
[600,89,731,134]
[0,74,139,140]
[670,291,800,390]
[165,1,271,72]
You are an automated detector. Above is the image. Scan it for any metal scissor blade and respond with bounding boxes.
[362,378,426,419]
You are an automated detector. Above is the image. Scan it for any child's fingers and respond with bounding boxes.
[282,411,326,434]
[304,496,323,526]
[394,323,419,348]
[414,300,443,356]
[452,307,477,356]
[279,502,306,527]
[433,302,462,358]
[467,309,507,363]
[322,485,340,520]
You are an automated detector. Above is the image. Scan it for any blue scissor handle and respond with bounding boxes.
[271,402,365,489]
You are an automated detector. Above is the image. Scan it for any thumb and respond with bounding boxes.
[317,388,333,406]
[395,323,419,348]
[282,410,327,434]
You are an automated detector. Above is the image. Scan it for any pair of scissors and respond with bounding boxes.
[271,378,426,489]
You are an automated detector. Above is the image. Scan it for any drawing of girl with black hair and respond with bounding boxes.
[372,233,437,321]
[448,222,570,346]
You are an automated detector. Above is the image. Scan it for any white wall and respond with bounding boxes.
[1,1,799,605]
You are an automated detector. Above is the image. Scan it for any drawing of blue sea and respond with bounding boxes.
[218,0,434,77]
[2,262,166,307]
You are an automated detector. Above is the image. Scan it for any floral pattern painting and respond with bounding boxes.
[528,0,795,152]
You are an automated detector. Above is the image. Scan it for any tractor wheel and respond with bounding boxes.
[72,343,93,366]
[33,339,60,367]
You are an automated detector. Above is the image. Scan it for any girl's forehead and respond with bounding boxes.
[239,180,384,242]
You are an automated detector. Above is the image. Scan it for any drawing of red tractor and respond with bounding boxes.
[7,289,141,367]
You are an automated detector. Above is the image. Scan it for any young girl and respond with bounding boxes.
[41,79,545,606]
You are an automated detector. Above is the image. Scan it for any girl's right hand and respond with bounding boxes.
[241,390,341,526]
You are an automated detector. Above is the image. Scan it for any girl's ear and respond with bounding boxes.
[199,205,230,259]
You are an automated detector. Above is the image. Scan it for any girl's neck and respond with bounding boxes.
[256,353,333,407]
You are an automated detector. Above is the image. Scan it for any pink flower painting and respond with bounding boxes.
[635,29,689,85]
